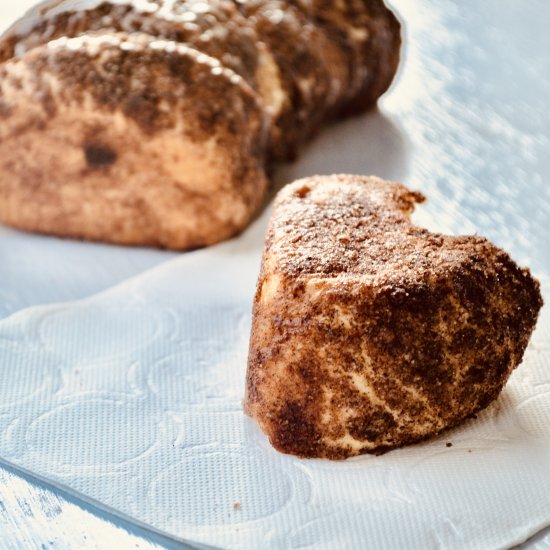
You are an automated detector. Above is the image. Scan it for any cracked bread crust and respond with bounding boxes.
[245,175,543,459]
[0,33,269,249]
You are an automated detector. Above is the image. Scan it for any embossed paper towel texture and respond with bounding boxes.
[0,0,550,548]
[0,226,549,550]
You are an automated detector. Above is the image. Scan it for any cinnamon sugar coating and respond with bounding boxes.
[0,33,268,249]
[0,0,288,153]
[245,175,543,459]
[0,0,401,161]
[235,0,350,159]
[0,1,401,248]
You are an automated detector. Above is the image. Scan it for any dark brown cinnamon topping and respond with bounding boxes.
[21,33,263,140]
[0,0,401,161]
[289,0,401,114]
[246,175,543,459]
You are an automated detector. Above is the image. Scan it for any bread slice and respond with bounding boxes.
[245,175,543,459]
[289,0,401,115]
[236,0,350,160]
[0,32,268,249]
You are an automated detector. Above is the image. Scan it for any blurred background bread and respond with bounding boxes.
[0,0,401,249]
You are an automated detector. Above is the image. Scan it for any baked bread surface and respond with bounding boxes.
[245,175,543,459]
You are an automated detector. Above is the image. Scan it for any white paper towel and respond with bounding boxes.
[0,0,549,548]
[0,215,549,550]
[0,225,176,319]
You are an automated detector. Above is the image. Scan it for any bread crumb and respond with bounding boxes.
[233,502,241,510]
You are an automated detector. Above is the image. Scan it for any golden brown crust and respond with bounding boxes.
[0,33,269,249]
[245,175,543,459]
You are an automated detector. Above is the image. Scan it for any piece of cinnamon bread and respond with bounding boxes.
[245,175,543,459]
